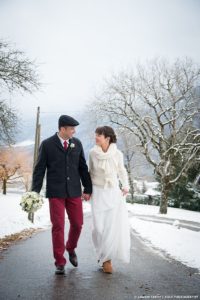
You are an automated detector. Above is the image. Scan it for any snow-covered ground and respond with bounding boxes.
[0,193,91,238]
[127,203,200,272]
[127,202,200,223]
[13,140,34,147]
[0,193,200,273]
[0,193,51,238]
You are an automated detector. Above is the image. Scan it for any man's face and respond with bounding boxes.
[60,126,76,139]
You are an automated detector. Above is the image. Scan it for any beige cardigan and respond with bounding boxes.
[88,143,129,190]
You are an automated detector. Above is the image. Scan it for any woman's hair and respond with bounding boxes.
[95,126,117,144]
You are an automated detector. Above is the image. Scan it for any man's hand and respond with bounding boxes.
[82,193,91,201]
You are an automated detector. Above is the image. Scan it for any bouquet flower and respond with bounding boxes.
[20,191,44,213]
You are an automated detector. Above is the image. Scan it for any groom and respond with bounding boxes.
[31,115,92,274]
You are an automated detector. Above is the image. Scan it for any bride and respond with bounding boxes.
[89,126,131,274]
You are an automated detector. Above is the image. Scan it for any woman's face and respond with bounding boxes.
[95,133,109,146]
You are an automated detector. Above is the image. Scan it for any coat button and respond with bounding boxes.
[67,177,70,180]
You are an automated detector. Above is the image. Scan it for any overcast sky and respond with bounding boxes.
[0,0,200,119]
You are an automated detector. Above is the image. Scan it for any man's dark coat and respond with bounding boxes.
[32,133,92,198]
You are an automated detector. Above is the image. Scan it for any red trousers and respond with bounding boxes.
[49,197,83,266]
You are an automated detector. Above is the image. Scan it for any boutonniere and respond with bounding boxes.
[70,143,75,148]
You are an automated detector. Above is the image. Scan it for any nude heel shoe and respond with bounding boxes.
[102,260,113,274]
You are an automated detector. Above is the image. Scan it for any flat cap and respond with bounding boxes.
[58,115,79,127]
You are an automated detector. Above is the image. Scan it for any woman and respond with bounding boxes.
[89,126,131,274]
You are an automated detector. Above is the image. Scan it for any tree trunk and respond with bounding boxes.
[2,179,7,195]
[159,182,170,214]
[128,176,134,202]
[126,163,134,202]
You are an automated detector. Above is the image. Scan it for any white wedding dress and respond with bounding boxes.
[90,183,130,265]
[89,144,131,265]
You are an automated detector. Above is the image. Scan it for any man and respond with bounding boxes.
[32,115,92,275]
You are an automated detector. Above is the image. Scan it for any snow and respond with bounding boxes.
[0,193,200,273]
[127,203,200,272]
[13,140,34,147]
[127,203,200,223]
[129,217,200,271]
[0,193,51,238]
[144,188,160,196]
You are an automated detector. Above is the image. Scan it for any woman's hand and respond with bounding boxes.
[122,188,129,196]
[82,193,91,201]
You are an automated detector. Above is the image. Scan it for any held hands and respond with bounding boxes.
[82,193,91,201]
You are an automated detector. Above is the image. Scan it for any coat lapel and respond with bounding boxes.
[53,133,65,152]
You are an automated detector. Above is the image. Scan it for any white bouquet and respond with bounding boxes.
[20,191,44,213]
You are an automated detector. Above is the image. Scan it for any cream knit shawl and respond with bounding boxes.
[90,143,121,188]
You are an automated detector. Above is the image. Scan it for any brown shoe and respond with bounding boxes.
[102,260,113,274]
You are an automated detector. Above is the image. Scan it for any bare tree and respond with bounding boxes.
[0,41,39,93]
[91,58,200,214]
[0,149,20,194]
[0,40,40,144]
[0,147,32,194]
[0,101,18,145]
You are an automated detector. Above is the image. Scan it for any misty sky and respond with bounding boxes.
[0,0,200,119]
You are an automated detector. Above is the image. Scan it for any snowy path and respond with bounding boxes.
[1,194,200,273]
[0,214,200,299]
